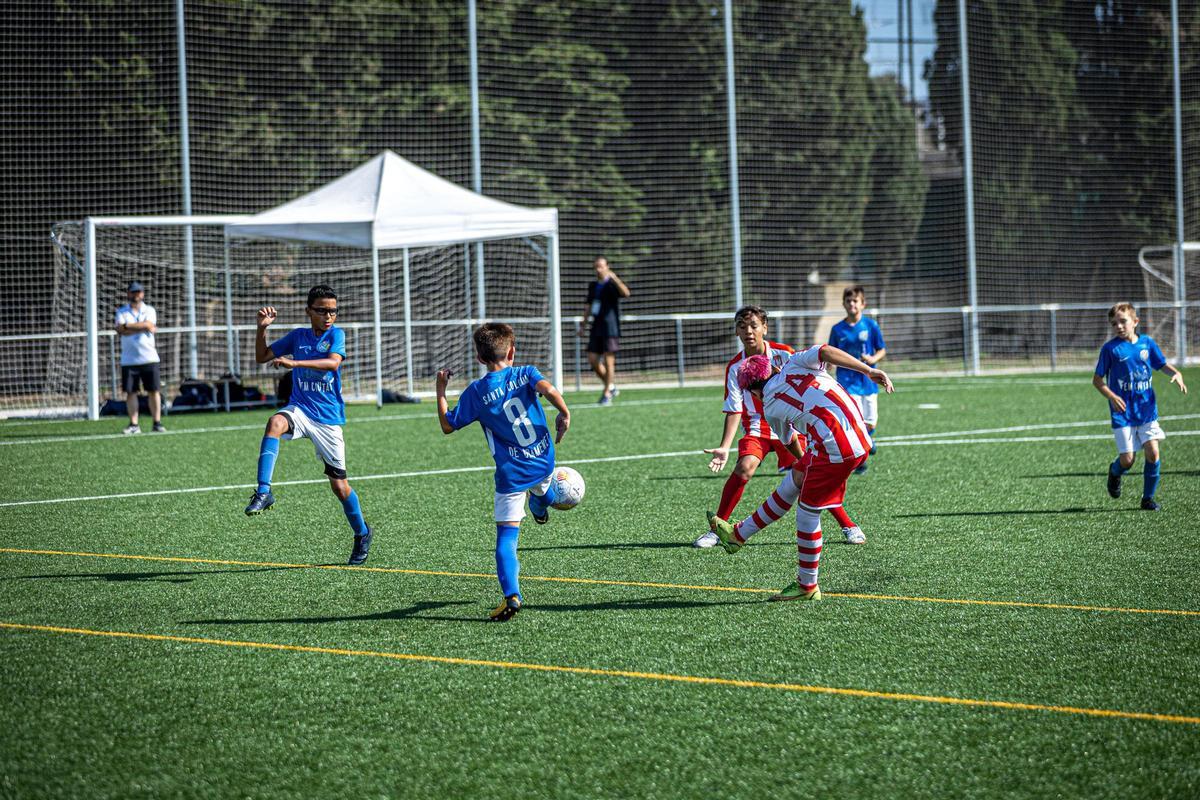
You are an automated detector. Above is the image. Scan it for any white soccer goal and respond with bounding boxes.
[1139,242,1199,365]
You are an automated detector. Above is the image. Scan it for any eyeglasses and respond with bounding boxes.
[308,306,339,317]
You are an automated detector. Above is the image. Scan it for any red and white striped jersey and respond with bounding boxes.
[761,345,873,463]
[724,341,795,439]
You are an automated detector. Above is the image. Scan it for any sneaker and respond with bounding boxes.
[489,594,522,622]
[706,511,742,554]
[532,508,550,525]
[692,530,720,548]
[151,421,166,433]
[1140,497,1160,512]
[853,463,868,475]
[244,490,275,516]
[842,526,866,545]
[610,386,620,397]
[348,525,373,565]
[1107,470,1121,499]
[769,581,823,602]
[123,424,140,435]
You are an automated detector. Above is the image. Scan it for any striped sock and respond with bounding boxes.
[795,507,823,590]
[734,473,800,543]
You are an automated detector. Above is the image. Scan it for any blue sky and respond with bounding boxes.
[858,0,937,103]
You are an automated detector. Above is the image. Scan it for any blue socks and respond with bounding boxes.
[1143,460,1161,500]
[341,490,368,536]
[1109,458,1130,477]
[257,436,280,493]
[495,524,521,600]
[868,426,877,455]
[528,485,558,518]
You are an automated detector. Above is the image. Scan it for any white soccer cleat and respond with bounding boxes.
[842,526,866,545]
[693,530,720,548]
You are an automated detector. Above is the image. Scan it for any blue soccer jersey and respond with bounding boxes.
[269,326,347,425]
[829,317,886,395]
[446,365,555,493]
[1095,334,1167,428]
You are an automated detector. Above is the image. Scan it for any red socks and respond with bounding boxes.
[717,473,749,520]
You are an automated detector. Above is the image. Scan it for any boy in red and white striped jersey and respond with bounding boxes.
[694,306,865,548]
[709,345,893,601]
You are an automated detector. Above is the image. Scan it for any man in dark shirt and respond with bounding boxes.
[578,256,631,405]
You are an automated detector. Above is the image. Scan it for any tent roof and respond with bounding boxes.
[225,151,556,249]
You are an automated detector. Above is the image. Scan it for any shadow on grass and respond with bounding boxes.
[5,566,301,584]
[895,507,1140,518]
[182,594,759,626]
[1023,470,1200,479]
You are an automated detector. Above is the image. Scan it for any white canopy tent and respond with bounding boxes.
[223,150,562,405]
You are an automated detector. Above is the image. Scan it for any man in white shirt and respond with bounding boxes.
[115,281,165,434]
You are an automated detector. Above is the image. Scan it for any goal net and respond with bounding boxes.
[1139,243,1200,365]
[44,220,553,417]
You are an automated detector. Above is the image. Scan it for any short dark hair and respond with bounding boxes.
[307,285,337,306]
[843,285,866,302]
[474,322,516,363]
[734,305,768,326]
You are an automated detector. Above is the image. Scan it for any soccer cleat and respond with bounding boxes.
[598,391,612,407]
[842,526,866,545]
[1107,470,1121,499]
[123,424,140,435]
[489,594,522,622]
[769,581,823,602]
[348,525,373,565]
[853,463,868,475]
[1140,497,1160,512]
[151,421,166,433]
[532,508,550,525]
[692,530,719,548]
[244,490,275,516]
[706,512,742,554]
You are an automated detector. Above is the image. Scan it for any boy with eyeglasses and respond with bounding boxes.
[244,285,374,565]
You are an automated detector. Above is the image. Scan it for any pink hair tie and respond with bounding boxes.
[736,354,772,390]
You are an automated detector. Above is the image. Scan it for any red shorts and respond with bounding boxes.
[792,451,866,510]
[737,435,798,470]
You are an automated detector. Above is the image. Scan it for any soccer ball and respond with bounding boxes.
[548,466,586,510]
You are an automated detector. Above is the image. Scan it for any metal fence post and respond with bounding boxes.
[85,218,99,420]
[1048,307,1057,372]
[1171,0,1187,364]
[176,0,198,378]
[724,0,743,309]
[574,324,582,392]
[961,308,970,376]
[957,0,980,375]
[675,317,685,387]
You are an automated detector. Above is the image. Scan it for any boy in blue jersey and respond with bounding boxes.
[436,322,572,622]
[245,285,374,565]
[1093,302,1188,510]
[829,286,887,474]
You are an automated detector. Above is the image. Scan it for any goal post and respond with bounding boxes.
[47,216,559,420]
[1139,242,1199,365]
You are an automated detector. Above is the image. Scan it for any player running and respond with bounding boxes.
[245,285,374,566]
[694,306,866,548]
[436,322,572,622]
[709,344,893,601]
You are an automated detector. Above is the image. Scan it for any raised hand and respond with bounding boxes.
[257,307,277,329]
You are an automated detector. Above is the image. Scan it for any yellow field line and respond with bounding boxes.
[3,547,1199,617]
[3,621,1197,726]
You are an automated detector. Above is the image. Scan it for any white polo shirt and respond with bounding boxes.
[114,303,160,366]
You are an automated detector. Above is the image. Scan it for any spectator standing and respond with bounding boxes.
[578,256,630,405]
[115,281,164,434]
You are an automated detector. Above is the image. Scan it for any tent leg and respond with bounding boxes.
[371,246,384,408]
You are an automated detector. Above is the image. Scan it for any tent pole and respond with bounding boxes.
[371,246,384,408]
[85,218,100,421]
[468,0,486,320]
[223,234,235,375]
[403,247,414,398]
[548,231,563,390]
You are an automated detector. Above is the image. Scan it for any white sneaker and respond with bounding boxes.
[123,424,141,435]
[693,530,720,548]
[842,526,866,545]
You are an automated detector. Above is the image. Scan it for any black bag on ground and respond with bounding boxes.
[170,380,216,413]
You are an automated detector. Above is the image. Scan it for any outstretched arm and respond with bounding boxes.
[536,379,572,443]
[435,369,455,434]
[1161,364,1188,395]
[704,413,742,473]
[821,345,894,393]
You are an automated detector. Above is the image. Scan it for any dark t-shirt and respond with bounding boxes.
[587,279,622,338]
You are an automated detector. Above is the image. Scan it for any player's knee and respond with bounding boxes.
[733,460,757,480]
[329,479,351,500]
[1119,453,1136,469]
[264,414,289,436]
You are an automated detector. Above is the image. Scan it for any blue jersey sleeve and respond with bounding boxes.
[330,327,347,359]
[269,329,296,358]
[524,365,547,387]
[446,383,482,430]
[870,319,886,351]
[1148,338,1167,370]
[1094,343,1111,377]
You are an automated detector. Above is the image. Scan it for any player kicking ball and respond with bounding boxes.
[708,345,893,601]
[436,323,572,622]
[244,286,374,566]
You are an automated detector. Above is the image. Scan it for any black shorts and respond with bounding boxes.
[122,363,161,393]
[587,329,620,354]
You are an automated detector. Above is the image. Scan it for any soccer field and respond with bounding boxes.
[1,373,1197,798]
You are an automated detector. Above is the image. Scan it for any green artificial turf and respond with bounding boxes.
[1,372,1197,798]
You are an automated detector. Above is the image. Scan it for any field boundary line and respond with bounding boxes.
[3,621,1197,726]
[878,429,1200,447]
[879,413,1200,441]
[0,397,698,447]
[4,548,1198,618]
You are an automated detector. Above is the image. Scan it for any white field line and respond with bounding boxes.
[880,413,1200,442]
[0,450,700,509]
[879,430,1200,448]
[0,396,699,448]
